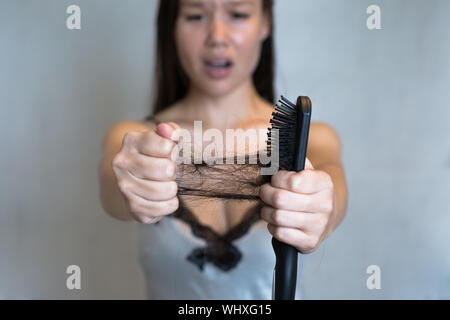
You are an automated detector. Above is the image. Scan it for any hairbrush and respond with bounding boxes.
[267,95,312,300]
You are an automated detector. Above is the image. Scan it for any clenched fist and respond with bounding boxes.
[259,158,336,254]
[112,122,180,224]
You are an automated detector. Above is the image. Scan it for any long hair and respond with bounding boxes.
[151,0,275,114]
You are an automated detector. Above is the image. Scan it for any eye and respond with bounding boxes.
[186,14,205,21]
[231,12,250,20]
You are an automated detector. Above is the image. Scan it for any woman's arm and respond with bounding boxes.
[305,122,349,237]
[98,121,155,221]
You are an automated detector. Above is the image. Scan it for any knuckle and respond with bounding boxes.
[128,200,141,214]
[302,247,314,254]
[112,153,128,170]
[272,190,285,207]
[118,180,132,194]
[166,161,177,178]
[271,209,283,225]
[166,181,178,196]
[274,227,284,239]
[168,197,179,212]
[303,238,316,253]
[123,132,137,145]
[321,200,333,214]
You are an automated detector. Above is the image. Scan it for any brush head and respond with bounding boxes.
[267,95,299,172]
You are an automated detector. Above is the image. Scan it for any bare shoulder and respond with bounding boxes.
[307,122,343,167]
[309,122,342,147]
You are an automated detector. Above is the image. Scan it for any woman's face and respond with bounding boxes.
[175,0,270,97]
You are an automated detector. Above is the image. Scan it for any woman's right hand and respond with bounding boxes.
[112,122,180,224]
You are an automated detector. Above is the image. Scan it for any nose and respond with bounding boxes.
[206,15,228,48]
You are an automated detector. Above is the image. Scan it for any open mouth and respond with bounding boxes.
[204,58,233,78]
[204,60,233,69]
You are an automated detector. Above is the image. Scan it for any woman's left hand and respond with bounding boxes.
[259,158,335,254]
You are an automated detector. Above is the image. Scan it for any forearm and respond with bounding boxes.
[315,162,348,235]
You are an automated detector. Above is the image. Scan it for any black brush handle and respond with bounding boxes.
[272,238,298,299]
[272,96,311,300]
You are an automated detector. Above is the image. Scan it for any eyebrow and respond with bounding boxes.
[224,1,254,7]
[181,1,206,8]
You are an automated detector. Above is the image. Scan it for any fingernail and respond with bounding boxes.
[157,123,172,139]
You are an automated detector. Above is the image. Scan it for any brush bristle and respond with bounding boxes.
[267,95,297,171]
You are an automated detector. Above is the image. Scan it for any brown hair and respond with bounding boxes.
[151,0,275,114]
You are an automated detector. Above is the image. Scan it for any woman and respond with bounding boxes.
[99,0,348,299]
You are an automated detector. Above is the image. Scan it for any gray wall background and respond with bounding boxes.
[1,0,449,299]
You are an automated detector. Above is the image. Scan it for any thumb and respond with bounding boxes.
[156,122,181,142]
